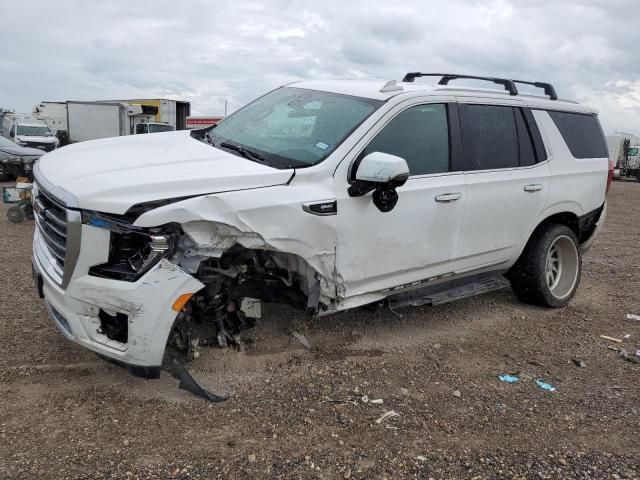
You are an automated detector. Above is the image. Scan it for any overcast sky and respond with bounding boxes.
[1,0,638,133]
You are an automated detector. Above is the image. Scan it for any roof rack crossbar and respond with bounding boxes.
[402,72,557,100]
[512,79,558,100]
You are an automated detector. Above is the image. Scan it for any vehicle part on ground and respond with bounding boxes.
[7,205,26,223]
[3,185,33,223]
[165,359,226,402]
[508,224,582,307]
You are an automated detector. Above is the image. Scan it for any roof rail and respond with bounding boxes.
[402,72,557,100]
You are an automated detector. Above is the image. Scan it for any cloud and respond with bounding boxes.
[0,0,639,132]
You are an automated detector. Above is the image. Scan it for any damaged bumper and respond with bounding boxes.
[579,201,607,253]
[33,244,203,370]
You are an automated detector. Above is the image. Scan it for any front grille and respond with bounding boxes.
[34,187,68,271]
[26,142,55,152]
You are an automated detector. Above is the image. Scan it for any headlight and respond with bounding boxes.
[84,212,175,282]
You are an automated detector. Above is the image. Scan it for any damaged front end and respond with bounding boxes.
[167,224,327,360]
[82,209,328,364]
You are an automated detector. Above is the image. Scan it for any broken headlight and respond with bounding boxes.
[85,213,175,282]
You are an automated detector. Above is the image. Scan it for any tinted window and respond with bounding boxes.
[547,111,608,159]
[362,104,449,176]
[515,108,536,167]
[461,104,519,170]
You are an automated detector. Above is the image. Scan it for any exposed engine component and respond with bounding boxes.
[168,246,321,359]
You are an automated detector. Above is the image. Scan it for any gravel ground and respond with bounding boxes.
[1,181,639,480]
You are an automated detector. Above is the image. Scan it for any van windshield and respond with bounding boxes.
[200,87,383,169]
[149,124,175,133]
[17,125,52,137]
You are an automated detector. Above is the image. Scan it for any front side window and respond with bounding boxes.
[200,87,383,169]
[361,104,450,176]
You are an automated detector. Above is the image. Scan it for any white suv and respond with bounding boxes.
[32,73,611,377]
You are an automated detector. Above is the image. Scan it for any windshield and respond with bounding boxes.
[629,147,639,156]
[149,124,175,133]
[17,125,52,137]
[202,87,383,168]
[0,136,17,147]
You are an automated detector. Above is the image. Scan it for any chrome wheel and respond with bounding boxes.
[545,235,579,299]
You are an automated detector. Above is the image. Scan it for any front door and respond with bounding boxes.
[334,100,467,302]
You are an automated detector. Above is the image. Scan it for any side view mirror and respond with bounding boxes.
[348,152,410,212]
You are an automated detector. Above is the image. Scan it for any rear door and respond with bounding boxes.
[454,102,551,272]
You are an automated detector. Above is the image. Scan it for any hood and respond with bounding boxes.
[36,130,294,214]
[0,145,44,158]
[16,135,58,145]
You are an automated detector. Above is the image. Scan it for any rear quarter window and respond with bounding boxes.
[547,111,608,159]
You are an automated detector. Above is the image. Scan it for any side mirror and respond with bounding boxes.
[348,152,410,212]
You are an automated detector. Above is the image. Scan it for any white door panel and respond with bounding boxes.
[336,173,466,296]
[456,162,551,271]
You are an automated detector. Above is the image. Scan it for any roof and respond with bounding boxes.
[290,78,594,114]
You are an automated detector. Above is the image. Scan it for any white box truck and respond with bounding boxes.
[34,99,190,144]
[606,133,640,181]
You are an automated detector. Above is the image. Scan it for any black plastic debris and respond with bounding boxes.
[166,360,227,402]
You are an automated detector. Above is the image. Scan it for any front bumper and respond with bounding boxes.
[33,226,203,368]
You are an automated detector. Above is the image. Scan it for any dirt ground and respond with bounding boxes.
[1,181,639,480]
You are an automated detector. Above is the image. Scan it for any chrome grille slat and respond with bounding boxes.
[34,216,66,259]
[37,211,67,238]
[34,184,69,273]
[42,205,67,229]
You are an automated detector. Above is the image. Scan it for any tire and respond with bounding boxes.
[7,205,26,224]
[508,224,581,308]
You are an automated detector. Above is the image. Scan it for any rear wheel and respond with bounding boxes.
[509,224,581,308]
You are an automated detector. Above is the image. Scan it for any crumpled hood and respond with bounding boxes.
[16,135,58,145]
[36,130,294,214]
[0,145,44,158]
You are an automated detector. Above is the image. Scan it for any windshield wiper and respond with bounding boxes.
[219,142,265,163]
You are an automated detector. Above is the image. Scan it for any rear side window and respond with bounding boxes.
[460,104,519,170]
[547,111,608,159]
[362,103,450,176]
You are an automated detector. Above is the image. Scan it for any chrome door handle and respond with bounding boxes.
[524,184,543,192]
[435,193,462,203]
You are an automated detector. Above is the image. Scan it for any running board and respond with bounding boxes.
[389,273,510,309]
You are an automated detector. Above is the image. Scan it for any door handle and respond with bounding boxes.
[524,184,543,192]
[435,193,462,203]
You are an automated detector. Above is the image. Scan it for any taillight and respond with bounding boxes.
[606,159,614,195]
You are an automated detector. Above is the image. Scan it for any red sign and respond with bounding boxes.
[186,117,223,127]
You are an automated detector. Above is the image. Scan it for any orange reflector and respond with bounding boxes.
[172,293,194,312]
